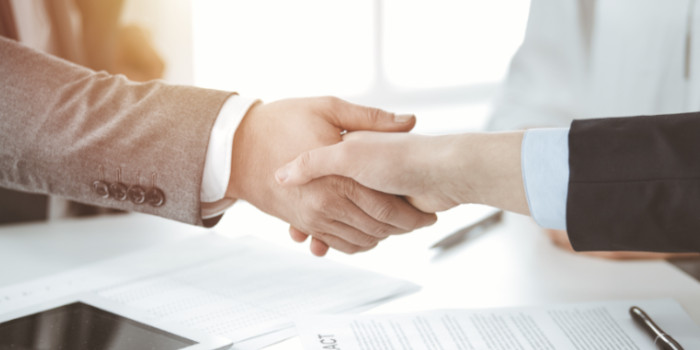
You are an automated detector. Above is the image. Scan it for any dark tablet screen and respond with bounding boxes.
[0,302,196,350]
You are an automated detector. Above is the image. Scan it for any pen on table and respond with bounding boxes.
[430,210,503,251]
[629,306,684,350]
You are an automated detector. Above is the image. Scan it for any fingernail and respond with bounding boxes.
[394,114,414,123]
[275,167,288,183]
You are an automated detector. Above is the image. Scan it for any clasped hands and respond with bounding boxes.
[227,97,440,256]
[228,96,530,256]
[229,97,700,260]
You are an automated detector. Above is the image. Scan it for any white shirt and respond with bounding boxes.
[199,96,258,219]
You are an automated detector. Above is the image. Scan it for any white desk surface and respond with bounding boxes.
[1,202,699,349]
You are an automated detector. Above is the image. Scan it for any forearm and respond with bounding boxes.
[0,37,232,225]
[279,130,529,215]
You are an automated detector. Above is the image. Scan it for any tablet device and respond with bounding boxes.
[0,294,232,350]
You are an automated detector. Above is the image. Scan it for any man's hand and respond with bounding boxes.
[226,98,437,256]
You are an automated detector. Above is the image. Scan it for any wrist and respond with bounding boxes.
[452,132,528,214]
[432,134,475,206]
[225,101,263,202]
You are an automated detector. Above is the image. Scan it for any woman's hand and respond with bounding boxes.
[276,130,529,215]
[276,131,463,213]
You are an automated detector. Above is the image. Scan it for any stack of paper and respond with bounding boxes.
[0,235,419,349]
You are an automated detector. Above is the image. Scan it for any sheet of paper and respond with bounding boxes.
[296,298,700,350]
[0,234,419,347]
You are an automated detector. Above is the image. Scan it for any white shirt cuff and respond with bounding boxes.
[521,128,570,230]
[200,95,258,218]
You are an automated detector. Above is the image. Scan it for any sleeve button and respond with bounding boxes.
[109,182,128,201]
[92,180,110,198]
[146,187,166,207]
[127,185,146,204]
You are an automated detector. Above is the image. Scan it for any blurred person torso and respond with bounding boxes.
[488,0,700,129]
[11,0,81,58]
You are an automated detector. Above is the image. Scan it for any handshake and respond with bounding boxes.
[227,97,529,256]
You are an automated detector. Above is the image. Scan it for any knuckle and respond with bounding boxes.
[296,215,316,234]
[345,245,361,254]
[327,201,348,222]
[321,96,342,110]
[300,202,329,228]
[314,231,330,241]
[363,234,380,247]
[362,241,379,252]
[354,241,377,254]
[373,199,396,222]
[339,176,359,198]
[405,214,423,231]
[353,231,372,246]
[370,224,392,238]
[310,182,352,217]
[364,107,383,125]
[297,151,313,174]
[309,193,331,212]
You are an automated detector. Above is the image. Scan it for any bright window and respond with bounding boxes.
[383,0,531,88]
[192,0,531,132]
[192,0,375,100]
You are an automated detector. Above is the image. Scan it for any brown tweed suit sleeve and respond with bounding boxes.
[567,113,700,252]
[0,37,234,226]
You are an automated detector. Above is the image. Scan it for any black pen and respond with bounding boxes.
[430,210,502,250]
[629,306,684,350]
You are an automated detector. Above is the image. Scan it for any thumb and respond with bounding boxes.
[326,98,416,132]
[275,144,348,186]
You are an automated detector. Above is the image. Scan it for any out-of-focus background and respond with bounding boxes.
[124,0,530,134]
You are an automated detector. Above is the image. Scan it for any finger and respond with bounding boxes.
[289,226,309,242]
[321,97,416,132]
[289,226,329,256]
[310,231,371,255]
[275,144,349,186]
[317,194,405,239]
[309,237,330,256]
[323,219,383,247]
[346,184,437,232]
[544,229,575,251]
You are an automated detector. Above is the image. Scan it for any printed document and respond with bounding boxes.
[296,298,700,349]
[0,234,418,349]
